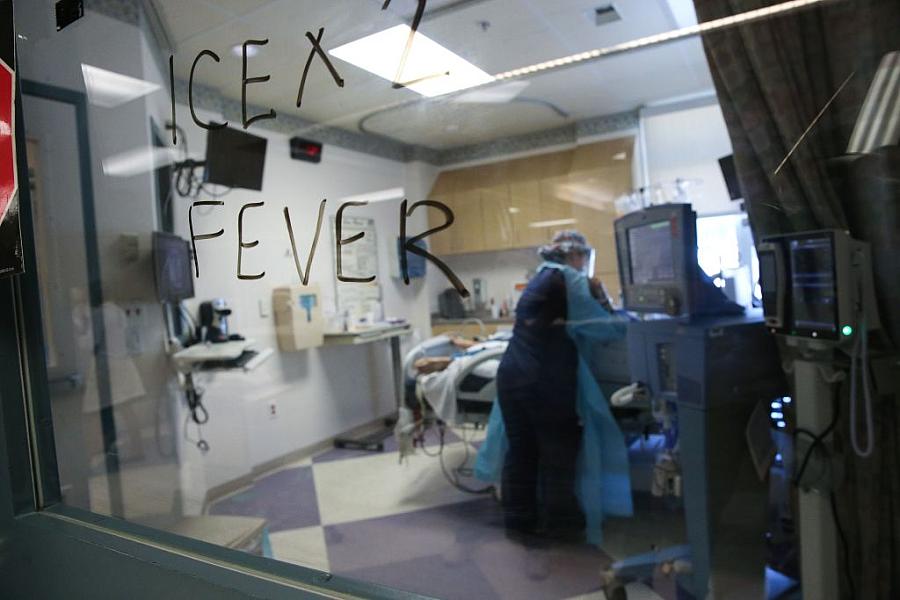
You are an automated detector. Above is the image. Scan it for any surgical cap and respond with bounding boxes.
[538,230,592,264]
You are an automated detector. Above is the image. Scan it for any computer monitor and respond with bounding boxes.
[205,127,267,191]
[615,203,698,316]
[758,230,880,344]
[718,155,743,201]
[152,232,194,302]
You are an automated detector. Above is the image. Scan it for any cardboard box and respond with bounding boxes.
[272,284,324,351]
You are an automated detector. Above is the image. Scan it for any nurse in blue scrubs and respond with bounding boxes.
[493,230,630,545]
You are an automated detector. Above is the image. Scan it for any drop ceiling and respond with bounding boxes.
[152,0,715,150]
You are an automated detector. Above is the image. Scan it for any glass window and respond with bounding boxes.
[12,1,895,599]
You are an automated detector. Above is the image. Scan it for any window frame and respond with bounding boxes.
[0,4,424,597]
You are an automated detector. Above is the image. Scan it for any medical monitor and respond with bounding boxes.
[152,232,194,302]
[758,230,880,345]
[718,155,743,201]
[205,127,267,191]
[615,203,698,316]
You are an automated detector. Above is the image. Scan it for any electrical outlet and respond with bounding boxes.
[268,401,277,420]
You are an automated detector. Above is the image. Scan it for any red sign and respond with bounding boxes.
[0,57,15,228]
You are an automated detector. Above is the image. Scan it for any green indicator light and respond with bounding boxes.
[842,325,853,336]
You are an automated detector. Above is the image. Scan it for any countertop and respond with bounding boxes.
[430,315,515,325]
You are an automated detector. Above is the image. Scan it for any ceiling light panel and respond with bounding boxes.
[329,24,494,97]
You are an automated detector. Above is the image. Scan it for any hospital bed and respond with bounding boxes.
[403,330,649,430]
[402,333,509,426]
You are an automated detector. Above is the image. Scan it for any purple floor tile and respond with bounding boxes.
[342,552,502,600]
[210,466,319,532]
[326,498,613,600]
[314,426,462,464]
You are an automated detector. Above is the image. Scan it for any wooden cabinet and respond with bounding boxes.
[508,181,545,248]
[426,194,453,256]
[480,185,515,251]
[430,321,513,338]
[426,137,634,285]
[449,190,485,254]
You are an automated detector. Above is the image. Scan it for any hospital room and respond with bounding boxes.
[2,0,898,599]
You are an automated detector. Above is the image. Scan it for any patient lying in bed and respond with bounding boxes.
[407,334,509,424]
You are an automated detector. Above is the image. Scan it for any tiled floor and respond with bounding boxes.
[210,426,676,600]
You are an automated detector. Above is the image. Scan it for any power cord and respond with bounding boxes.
[849,319,875,457]
[830,492,855,600]
[435,424,495,495]
[183,413,209,454]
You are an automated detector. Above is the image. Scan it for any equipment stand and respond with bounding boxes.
[331,331,407,452]
[793,360,840,600]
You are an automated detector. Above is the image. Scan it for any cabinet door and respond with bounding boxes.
[449,190,486,254]
[538,177,576,240]
[508,181,545,248]
[572,204,619,278]
[481,185,514,251]
[427,193,453,256]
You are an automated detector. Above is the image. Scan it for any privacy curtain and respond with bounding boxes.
[693,0,900,597]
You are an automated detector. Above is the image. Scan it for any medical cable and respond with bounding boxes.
[849,318,875,458]
[791,382,856,600]
[183,413,209,454]
[792,383,839,487]
[436,425,494,495]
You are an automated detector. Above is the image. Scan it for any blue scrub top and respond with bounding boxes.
[498,267,577,400]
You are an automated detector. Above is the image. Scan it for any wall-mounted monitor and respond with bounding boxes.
[758,230,880,345]
[152,232,194,303]
[718,154,743,201]
[205,127,267,191]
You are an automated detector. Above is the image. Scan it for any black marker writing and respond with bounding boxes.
[237,202,266,280]
[190,50,228,130]
[393,0,429,89]
[297,28,344,108]
[335,201,376,283]
[242,39,277,129]
[284,199,326,285]
[400,199,469,297]
[189,200,225,278]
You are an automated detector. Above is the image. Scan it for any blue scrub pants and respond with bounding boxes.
[497,373,585,543]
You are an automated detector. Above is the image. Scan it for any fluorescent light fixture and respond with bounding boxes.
[340,187,405,204]
[508,206,521,214]
[81,64,161,108]
[329,24,494,97]
[453,81,529,104]
[529,218,578,229]
[493,0,836,81]
[101,146,178,177]
[612,151,627,160]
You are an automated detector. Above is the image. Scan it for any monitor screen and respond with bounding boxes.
[789,236,837,333]
[153,232,194,302]
[758,250,779,318]
[719,155,743,201]
[205,127,267,191]
[628,220,675,284]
